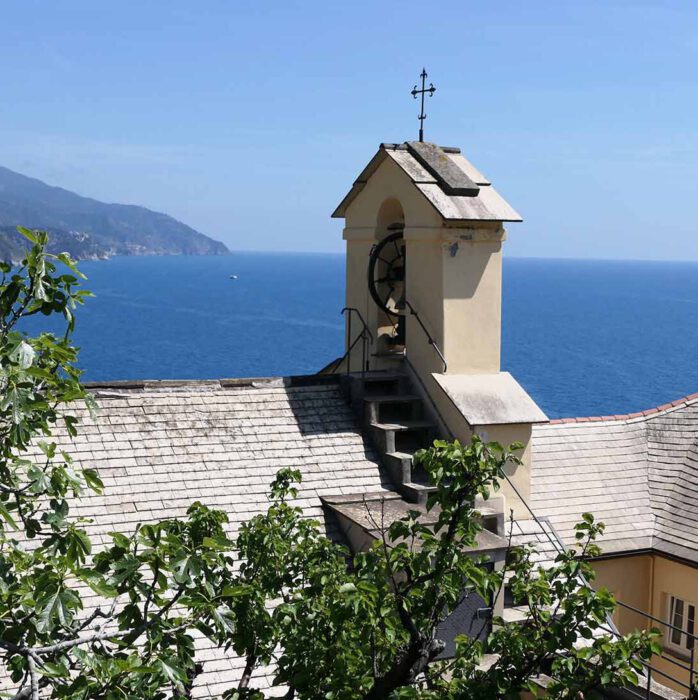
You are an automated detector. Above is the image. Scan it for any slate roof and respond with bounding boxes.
[332,142,522,222]
[16,376,392,697]
[9,370,698,695]
[531,394,698,564]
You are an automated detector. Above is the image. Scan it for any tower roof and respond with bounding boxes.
[332,142,522,223]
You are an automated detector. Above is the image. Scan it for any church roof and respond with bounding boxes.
[332,142,523,223]
[25,375,392,697]
[532,394,698,565]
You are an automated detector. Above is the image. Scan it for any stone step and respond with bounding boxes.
[364,395,422,423]
[340,371,408,406]
[371,419,435,432]
[342,370,405,384]
[399,481,436,505]
[370,420,436,454]
[356,371,406,382]
[385,449,417,460]
[382,451,506,521]
[384,450,433,488]
[341,365,442,508]
[371,350,406,361]
[364,394,420,403]
[383,451,414,485]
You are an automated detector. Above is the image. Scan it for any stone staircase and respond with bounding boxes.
[341,368,439,504]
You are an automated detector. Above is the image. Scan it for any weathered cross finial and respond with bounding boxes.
[411,68,436,142]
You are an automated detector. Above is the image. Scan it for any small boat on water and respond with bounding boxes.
[229,274,239,280]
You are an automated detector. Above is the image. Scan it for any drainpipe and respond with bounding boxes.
[648,554,656,634]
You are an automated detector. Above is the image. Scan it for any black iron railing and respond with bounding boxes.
[335,307,373,375]
[403,299,447,373]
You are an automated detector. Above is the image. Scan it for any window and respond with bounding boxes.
[666,596,696,655]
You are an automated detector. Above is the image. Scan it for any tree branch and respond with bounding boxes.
[26,653,38,700]
[238,647,258,690]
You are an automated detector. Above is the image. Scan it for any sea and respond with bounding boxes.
[22,253,698,419]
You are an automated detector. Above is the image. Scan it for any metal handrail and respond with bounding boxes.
[338,307,373,375]
[403,299,447,373]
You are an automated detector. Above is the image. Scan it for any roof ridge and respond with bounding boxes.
[84,374,340,392]
[549,391,698,425]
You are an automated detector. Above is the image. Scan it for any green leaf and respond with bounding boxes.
[56,251,86,278]
[16,226,39,244]
[109,532,131,549]
[222,584,252,598]
[82,468,104,494]
[79,569,118,598]
[0,502,18,529]
[157,657,184,688]
[63,415,79,437]
[13,340,36,368]
[36,589,73,633]
[202,535,234,550]
[66,528,92,565]
[37,659,70,678]
[212,606,236,634]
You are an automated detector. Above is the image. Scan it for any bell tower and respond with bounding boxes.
[333,141,522,377]
[332,141,547,518]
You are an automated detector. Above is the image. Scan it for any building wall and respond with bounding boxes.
[441,226,503,374]
[593,555,653,632]
[476,422,533,518]
[592,553,698,695]
[404,228,445,378]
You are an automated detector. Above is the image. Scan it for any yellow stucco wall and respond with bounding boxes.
[441,228,504,374]
[475,423,532,518]
[592,553,698,695]
[402,225,505,378]
[403,229,444,378]
[593,555,653,632]
[343,156,442,230]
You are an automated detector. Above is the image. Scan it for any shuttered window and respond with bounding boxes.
[667,596,696,654]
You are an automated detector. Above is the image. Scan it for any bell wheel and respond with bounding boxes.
[367,231,406,318]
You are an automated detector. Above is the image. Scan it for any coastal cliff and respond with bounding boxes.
[0,165,229,262]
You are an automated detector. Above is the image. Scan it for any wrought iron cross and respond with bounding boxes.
[411,68,436,142]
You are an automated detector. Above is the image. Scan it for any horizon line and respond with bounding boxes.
[226,248,698,265]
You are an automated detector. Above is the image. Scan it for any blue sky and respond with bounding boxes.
[1,1,697,259]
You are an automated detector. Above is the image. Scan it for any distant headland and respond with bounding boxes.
[0,165,229,263]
